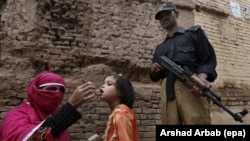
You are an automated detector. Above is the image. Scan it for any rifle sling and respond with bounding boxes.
[166,72,176,100]
[165,66,196,101]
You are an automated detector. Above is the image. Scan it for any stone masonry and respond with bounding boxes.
[0,0,250,141]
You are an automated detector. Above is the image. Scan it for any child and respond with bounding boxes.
[98,74,140,141]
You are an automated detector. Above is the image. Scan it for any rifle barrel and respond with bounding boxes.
[158,56,248,123]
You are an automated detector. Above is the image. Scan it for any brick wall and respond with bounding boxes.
[194,0,250,107]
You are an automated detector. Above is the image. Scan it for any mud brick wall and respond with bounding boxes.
[1,0,250,140]
[194,0,250,108]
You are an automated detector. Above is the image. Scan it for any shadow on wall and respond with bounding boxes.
[0,0,7,8]
[0,0,7,55]
[0,0,6,30]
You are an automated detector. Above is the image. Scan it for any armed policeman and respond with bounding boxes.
[150,1,217,125]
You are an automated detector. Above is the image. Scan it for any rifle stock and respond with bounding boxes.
[158,55,248,123]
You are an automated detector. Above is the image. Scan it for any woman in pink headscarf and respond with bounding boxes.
[0,72,96,141]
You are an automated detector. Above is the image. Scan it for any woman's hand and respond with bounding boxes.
[68,82,96,108]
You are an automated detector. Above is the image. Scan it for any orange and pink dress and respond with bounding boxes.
[103,104,140,141]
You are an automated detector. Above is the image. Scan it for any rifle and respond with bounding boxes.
[158,55,248,123]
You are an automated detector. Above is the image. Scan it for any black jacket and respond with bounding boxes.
[150,26,217,82]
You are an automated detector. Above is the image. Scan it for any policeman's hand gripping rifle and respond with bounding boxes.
[158,56,248,123]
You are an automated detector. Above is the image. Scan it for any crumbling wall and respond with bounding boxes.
[193,0,250,108]
[0,0,169,140]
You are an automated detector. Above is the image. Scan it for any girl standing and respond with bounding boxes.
[98,74,140,141]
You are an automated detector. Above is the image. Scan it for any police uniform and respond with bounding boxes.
[151,26,217,124]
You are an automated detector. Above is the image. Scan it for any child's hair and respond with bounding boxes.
[110,74,135,109]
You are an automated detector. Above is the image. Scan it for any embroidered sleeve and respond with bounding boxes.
[40,102,82,138]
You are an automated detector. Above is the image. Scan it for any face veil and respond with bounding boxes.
[27,72,66,119]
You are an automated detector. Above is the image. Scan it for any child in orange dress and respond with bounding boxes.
[98,74,140,141]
